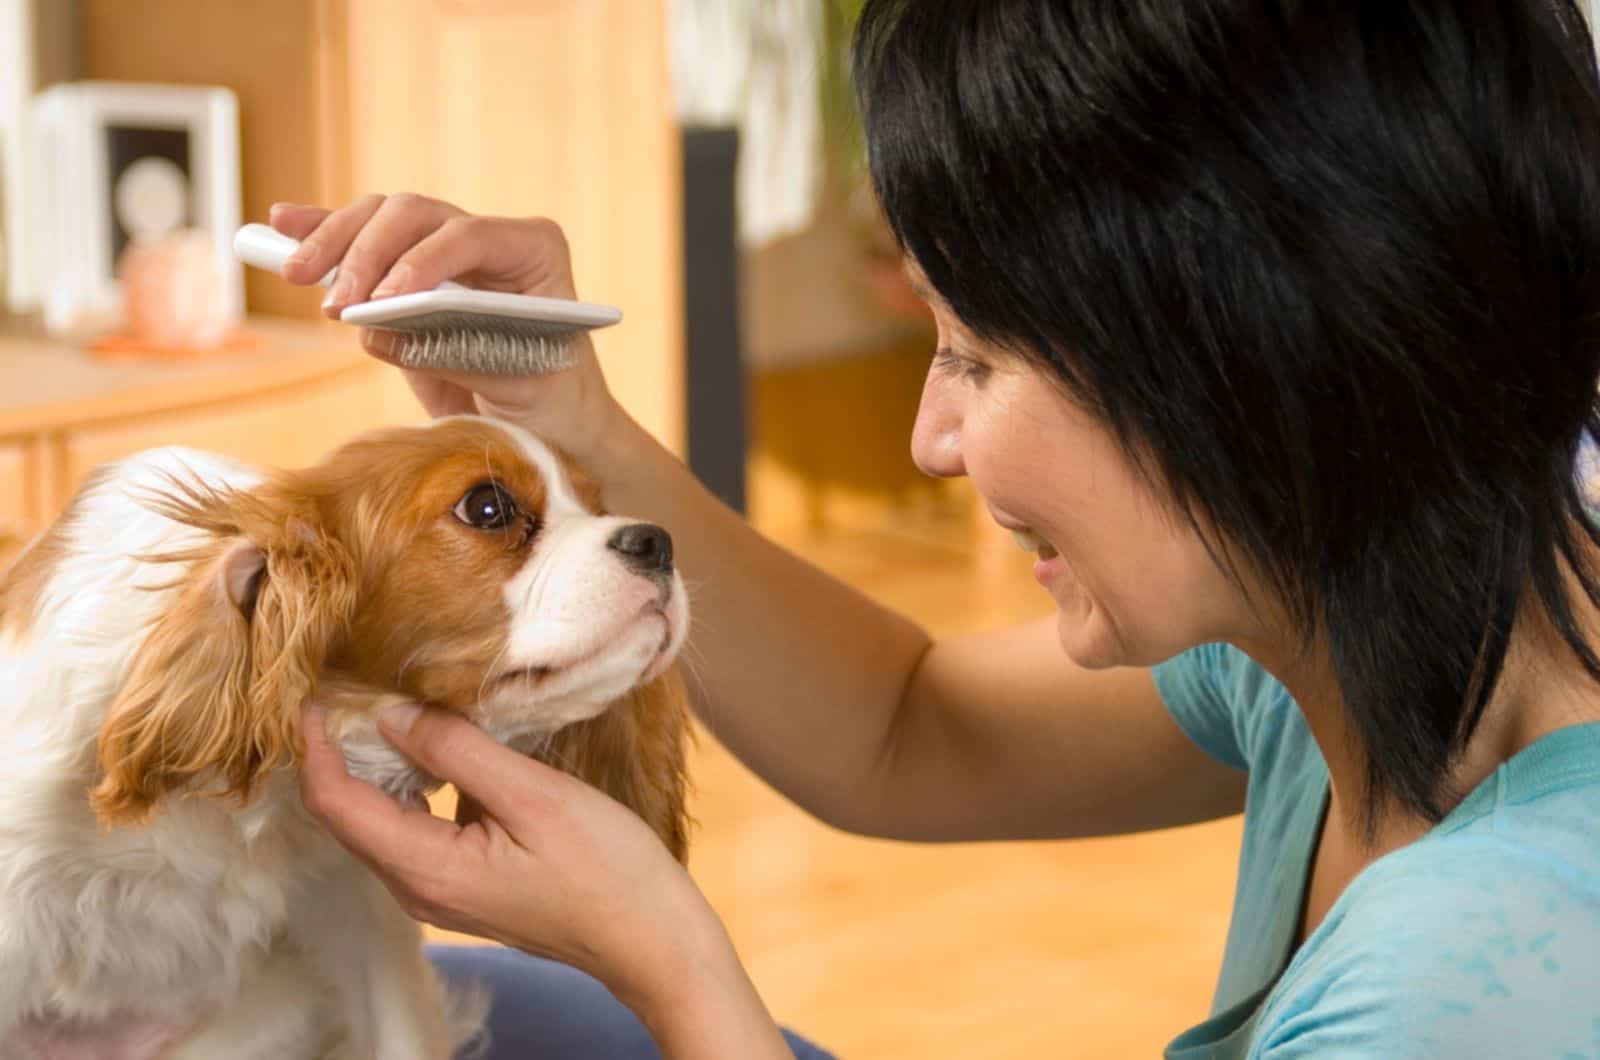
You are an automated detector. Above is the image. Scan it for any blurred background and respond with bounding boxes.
[0,2,1242,1055]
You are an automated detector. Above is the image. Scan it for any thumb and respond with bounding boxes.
[377,703,569,822]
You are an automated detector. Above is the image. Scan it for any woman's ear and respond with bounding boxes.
[91,499,357,828]
[539,666,694,862]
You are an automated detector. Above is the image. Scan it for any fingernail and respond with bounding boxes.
[370,264,411,300]
[379,702,423,736]
[364,329,399,357]
[326,271,356,308]
[286,240,316,267]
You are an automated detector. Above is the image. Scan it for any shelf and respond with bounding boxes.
[0,317,364,435]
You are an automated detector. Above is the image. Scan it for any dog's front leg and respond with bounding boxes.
[289,858,471,1060]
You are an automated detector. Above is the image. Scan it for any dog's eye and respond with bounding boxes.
[453,481,518,530]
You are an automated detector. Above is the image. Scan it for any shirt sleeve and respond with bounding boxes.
[1151,642,1250,772]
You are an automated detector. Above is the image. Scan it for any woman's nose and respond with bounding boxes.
[910,376,966,478]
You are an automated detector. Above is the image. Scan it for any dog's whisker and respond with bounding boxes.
[395,642,430,685]
[475,639,515,706]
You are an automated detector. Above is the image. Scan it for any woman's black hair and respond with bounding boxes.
[855,0,1600,829]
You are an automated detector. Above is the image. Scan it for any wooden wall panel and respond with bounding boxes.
[83,0,684,452]
[341,0,684,452]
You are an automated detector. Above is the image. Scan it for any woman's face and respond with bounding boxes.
[908,276,1251,668]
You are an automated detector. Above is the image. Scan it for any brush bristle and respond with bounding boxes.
[377,311,587,375]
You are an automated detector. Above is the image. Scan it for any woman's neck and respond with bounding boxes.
[1243,594,1600,858]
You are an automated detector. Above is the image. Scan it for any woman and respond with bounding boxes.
[292,0,1600,1055]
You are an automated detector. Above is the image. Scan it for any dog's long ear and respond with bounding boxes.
[539,666,694,862]
[91,489,357,827]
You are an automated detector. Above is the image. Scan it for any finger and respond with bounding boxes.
[329,193,465,313]
[268,202,330,241]
[299,705,463,873]
[400,376,480,422]
[398,369,481,419]
[361,328,498,383]
[277,193,386,301]
[377,703,577,824]
[373,215,576,300]
[355,330,481,417]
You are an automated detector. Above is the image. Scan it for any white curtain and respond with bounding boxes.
[669,0,823,247]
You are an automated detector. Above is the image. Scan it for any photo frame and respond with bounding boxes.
[29,81,241,334]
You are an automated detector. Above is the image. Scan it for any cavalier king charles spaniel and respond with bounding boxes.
[0,415,692,1059]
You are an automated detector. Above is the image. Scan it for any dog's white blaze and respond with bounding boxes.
[481,421,681,737]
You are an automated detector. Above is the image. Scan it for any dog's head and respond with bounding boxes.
[84,416,692,858]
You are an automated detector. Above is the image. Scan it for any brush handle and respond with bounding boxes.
[232,223,465,292]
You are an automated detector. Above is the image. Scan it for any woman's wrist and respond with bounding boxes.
[601,876,728,1013]
[583,395,646,478]
[618,896,793,1059]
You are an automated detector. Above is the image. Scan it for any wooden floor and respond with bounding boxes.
[684,512,1243,1058]
[427,350,1247,1056]
[427,498,1244,1057]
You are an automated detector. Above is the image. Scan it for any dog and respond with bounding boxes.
[0,415,692,1059]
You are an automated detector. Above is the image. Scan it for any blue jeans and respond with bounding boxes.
[428,945,836,1059]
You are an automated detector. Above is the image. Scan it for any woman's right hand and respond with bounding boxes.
[269,194,624,463]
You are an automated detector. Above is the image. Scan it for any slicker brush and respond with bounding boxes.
[233,223,621,375]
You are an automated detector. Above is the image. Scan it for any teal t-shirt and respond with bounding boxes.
[1152,643,1600,1058]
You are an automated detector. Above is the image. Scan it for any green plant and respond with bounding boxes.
[819,0,870,184]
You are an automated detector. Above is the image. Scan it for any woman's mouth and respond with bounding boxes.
[1007,525,1067,587]
[1010,526,1060,561]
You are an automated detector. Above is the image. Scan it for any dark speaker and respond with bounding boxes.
[681,124,747,514]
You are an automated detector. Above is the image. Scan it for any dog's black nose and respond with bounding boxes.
[607,523,674,574]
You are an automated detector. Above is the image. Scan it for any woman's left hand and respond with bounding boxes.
[297,701,721,1014]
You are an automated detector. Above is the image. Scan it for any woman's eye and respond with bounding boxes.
[453,482,518,530]
[933,348,989,382]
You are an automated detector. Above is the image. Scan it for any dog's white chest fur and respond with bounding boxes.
[0,776,347,1056]
[0,447,472,1059]
[0,418,691,1058]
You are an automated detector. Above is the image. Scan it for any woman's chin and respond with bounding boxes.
[1055,609,1123,670]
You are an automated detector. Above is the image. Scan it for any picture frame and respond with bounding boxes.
[29,81,241,334]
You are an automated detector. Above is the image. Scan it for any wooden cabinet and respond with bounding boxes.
[0,318,422,538]
[83,0,685,455]
[0,441,32,538]
[60,368,400,486]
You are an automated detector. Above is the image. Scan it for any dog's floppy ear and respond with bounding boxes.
[538,666,694,862]
[91,486,357,827]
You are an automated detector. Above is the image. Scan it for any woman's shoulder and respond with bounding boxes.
[1253,802,1600,1058]
[1152,643,1305,774]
